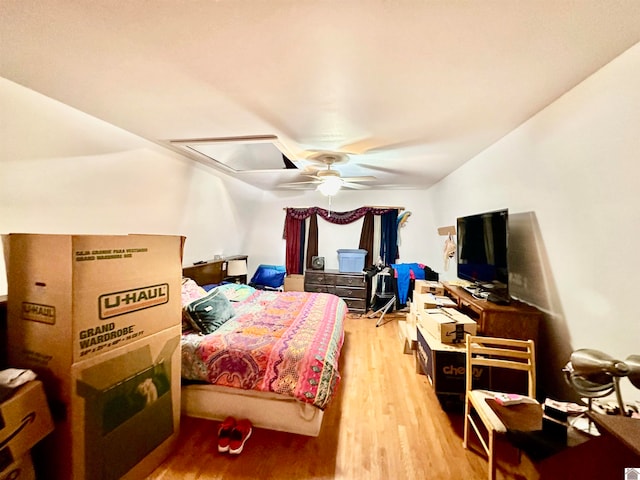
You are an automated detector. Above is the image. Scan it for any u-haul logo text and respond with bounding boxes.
[99,283,169,319]
[22,302,56,324]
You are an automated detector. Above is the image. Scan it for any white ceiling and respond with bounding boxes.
[2,1,640,191]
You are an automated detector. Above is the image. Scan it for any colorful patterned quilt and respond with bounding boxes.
[181,288,347,410]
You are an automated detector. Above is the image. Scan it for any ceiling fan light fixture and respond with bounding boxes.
[317,176,343,196]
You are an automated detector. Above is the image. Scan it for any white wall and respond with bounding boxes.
[425,43,640,403]
[0,78,264,295]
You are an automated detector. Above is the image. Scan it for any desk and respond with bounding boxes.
[508,414,640,479]
[588,412,640,457]
[442,283,541,343]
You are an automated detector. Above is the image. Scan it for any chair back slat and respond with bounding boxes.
[466,335,536,397]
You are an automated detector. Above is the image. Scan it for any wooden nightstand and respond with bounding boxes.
[183,255,248,285]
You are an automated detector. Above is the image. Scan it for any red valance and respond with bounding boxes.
[285,206,395,224]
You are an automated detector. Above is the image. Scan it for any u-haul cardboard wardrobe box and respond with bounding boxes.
[3,234,184,479]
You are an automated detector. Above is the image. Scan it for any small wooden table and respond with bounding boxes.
[587,412,640,457]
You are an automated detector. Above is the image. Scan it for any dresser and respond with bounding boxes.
[304,269,370,314]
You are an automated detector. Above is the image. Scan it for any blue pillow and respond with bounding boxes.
[185,288,235,334]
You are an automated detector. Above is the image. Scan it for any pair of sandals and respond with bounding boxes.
[217,416,253,454]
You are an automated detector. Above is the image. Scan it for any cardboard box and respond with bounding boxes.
[413,292,456,310]
[418,307,477,344]
[416,325,488,402]
[0,380,53,473]
[0,452,35,480]
[4,234,184,404]
[37,325,181,480]
[414,280,445,296]
[3,234,184,480]
[284,274,305,292]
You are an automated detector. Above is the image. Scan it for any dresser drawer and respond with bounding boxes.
[335,286,366,299]
[305,271,336,285]
[335,275,365,287]
[343,298,367,312]
[304,284,335,294]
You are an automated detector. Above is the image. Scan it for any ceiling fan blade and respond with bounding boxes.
[278,185,317,191]
[342,175,377,182]
[342,182,370,190]
[278,180,321,187]
[337,137,430,155]
[358,163,406,175]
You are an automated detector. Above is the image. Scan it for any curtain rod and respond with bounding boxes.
[283,206,404,211]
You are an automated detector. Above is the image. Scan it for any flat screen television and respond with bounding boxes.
[456,208,509,297]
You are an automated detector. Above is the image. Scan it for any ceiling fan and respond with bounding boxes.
[278,151,377,195]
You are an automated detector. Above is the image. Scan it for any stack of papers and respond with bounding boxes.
[494,392,537,406]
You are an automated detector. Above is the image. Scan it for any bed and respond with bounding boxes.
[180,263,347,436]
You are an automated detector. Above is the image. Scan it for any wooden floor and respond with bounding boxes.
[148,314,491,480]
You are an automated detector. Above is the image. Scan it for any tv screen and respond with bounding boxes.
[456,209,509,294]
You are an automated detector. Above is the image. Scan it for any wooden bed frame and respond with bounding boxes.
[180,261,326,436]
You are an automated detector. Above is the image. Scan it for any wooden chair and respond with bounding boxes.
[462,335,537,480]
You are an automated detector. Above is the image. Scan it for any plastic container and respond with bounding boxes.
[337,249,367,273]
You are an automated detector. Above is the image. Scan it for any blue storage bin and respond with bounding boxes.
[337,249,367,273]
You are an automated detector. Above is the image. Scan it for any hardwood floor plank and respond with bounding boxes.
[148,315,489,479]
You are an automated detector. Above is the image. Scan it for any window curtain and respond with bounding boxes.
[306,213,319,270]
[284,214,305,274]
[358,211,375,267]
[284,207,399,271]
[298,217,306,273]
[380,210,399,265]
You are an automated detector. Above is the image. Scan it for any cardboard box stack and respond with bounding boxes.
[416,324,488,406]
[4,234,184,480]
[0,380,54,480]
[402,280,454,351]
